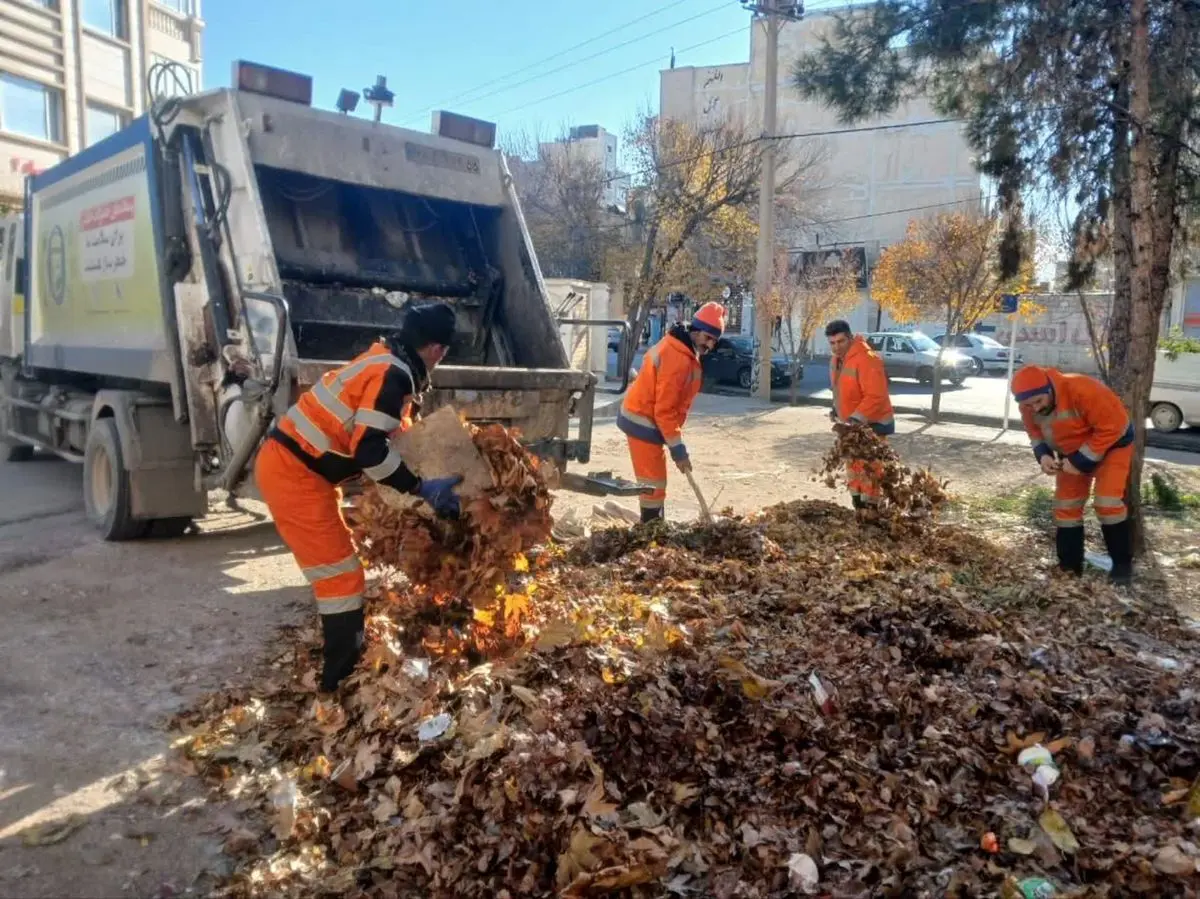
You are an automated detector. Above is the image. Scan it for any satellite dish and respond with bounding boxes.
[722,286,732,300]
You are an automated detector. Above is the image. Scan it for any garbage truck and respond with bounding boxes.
[0,60,634,540]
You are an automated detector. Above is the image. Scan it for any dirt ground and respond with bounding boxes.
[1,395,1196,898]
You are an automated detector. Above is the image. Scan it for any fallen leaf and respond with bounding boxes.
[1153,845,1197,876]
[1039,807,1080,854]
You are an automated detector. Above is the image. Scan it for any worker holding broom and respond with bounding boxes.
[1011,364,1135,586]
[255,302,464,692]
[825,320,894,509]
[618,302,726,522]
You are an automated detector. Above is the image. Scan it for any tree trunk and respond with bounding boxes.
[1076,288,1110,385]
[1122,0,1154,556]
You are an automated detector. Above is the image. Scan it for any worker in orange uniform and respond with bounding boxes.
[255,302,464,692]
[1011,364,1135,586]
[617,302,725,521]
[825,320,894,509]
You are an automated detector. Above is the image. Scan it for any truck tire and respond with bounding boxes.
[84,418,144,541]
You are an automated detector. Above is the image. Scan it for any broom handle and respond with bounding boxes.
[685,470,713,524]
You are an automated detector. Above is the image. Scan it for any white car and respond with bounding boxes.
[933,332,1024,376]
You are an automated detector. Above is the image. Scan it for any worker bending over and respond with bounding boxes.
[256,302,464,691]
[1012,364,1134,586]
[618,303,725,521]
[825,320,894,508]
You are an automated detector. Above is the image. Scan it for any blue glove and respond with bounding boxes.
[668,442,689,464]
[416,475,463,519]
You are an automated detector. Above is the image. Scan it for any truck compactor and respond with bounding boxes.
[0,60,632,539]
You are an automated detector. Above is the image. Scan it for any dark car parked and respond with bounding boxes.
[702,336,797,389]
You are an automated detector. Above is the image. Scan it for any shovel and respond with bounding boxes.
[684,469,714,525]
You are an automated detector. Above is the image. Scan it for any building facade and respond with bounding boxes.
[0,0,204,208]
[540,124,631,211]
[660,6,983,339]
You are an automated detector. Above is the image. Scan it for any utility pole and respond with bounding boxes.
[742,0,803,399]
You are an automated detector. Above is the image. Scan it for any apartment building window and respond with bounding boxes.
[0,74,63,144]
[86,103,127,146]
[83,0,126,39]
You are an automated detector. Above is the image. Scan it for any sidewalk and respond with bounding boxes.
[598,361,1200,455]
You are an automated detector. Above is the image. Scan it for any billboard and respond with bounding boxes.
[793,246,868,289]
[26,126,171,383]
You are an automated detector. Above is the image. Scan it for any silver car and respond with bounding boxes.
[933,332,1023,376]
[865,331,972,385]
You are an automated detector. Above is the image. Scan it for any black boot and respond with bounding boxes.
[851,495,865,510]
[1101,519,1134,587]
[1055,526,1084,575]
[319,608,365,692]
[640,506,664,524]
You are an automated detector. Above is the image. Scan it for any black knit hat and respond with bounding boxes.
[399,302,457,348]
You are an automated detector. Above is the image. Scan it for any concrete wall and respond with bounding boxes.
[0,0,204,207]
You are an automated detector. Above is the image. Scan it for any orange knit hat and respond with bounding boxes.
[691,302,727,338]
[1012,365,1053,401]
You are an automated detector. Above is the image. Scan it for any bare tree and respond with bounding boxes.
[503,128,618,282]
[760,248,860,403]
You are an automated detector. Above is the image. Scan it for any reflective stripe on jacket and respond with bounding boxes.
[272,341,425,491]
[1020,368,1133,474]
[831,335,894,436]
[616,325,703,451]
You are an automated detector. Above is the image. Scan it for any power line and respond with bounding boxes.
[784,195,995,245]
[397,0,705,125]
[593,117,962,187]
[493,25,748,120]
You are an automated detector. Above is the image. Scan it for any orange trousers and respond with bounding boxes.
[627,436,667,513]
[848,457,884,506]
[1054,443,1133,528]
[255,438,365,615]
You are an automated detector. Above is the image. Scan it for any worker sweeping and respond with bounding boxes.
[1011,364,1135,586]
[825,319,894,509]
[617,302,725,521]
[255,302,463,692]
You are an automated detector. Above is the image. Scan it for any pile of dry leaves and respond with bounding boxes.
[175,494,1200,897]
[345,422,553,655]
[820,424,949,527]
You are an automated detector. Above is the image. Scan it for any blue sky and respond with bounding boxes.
[200,0,762,153]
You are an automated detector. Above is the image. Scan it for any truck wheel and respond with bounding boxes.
[1150,402,1183,433]
[84,418,144,541]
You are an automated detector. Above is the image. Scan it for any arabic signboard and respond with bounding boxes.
[27,140,168,380]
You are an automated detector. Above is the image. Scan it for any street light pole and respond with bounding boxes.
[743,0,803,400]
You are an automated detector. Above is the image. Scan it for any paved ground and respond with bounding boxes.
[0,400,1196,897]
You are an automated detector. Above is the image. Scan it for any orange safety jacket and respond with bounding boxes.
[269,340,426,491]
[831,335,894,435]
[617,324,703,461]
[1020,368,1134,474]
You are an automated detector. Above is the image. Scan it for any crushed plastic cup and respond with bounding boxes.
[1017,744,1054,771]
[1016,878,1058,898]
